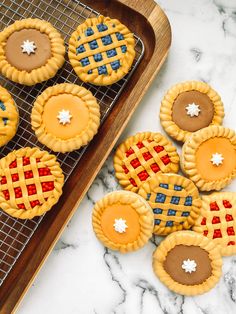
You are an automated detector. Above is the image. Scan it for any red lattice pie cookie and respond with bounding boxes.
[0,147,64,219]
[114,132,179,192]
[193,192,236,256]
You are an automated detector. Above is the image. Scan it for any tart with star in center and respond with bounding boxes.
[0,147,64,219]
[181,126,236,191]
[160,81,224,142]
[138,173,201,235]
[0,18,65,85]
[114,132,179,192]
[68,15,135,85]
[0,85,19,147]
[92,191,154,253]
[153,231,222,295]
[31,83,100,153]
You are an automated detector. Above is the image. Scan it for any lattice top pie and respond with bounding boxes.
[69,15,135,85]
[114,132,179,192]
[0,147,64,219]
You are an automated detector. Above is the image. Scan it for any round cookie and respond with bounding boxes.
[92,191,154,253]
[114,132,180,192]
[153,231,222,295]
[181,126,236,191]
[160,81,224,142]
[0,18,65,85]
[69,15,135,85]
[0,147,64,219]
[0,85,19,147]
[193,192,236,256]
[31,83,100,153]
[138,173,201,235]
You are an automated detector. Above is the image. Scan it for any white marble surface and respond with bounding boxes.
[18,0,236,313]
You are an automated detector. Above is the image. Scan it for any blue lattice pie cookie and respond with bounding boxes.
[138,173,201,235]
[0,85,19,147]
[68,15,135,85]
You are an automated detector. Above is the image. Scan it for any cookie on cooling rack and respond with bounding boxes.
[68,15,135,85]
[31,83,100,153]
[160,81,224,142]
[0,85,19,147]
[181,126,236,191]
[0,147,64,219]
[0,18,65,85]
[193,192,236,256]
[114,132,179,192]
[92,191,154,253]
[153,231,222,296]
[138,173,201,235]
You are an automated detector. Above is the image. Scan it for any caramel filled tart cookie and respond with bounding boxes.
[160,81,224,142]
[0,18,65,85]
[92,191,154,253]
[0,147,64,219]
[114,132,179,192]
[181,126,236,191]
[153,231,222,295]
[31,83,100,153]
[138,173,201,235]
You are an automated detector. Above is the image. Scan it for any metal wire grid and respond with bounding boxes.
[0,0,144,286]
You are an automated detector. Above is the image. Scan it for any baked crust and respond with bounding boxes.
[31,83,100,153]
[153,231,222,296]
[0,18,65,86]
[160,81,224,142]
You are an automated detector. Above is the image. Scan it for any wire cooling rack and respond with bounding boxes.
[0,0,144,286]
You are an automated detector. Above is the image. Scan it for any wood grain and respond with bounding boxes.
[0,0,171,312]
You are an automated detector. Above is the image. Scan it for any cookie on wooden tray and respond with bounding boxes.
[138,173,201,235]
[31,83,100,153]
[68,15,135,85]
[153,231,222,296]
[0,147,64,220]
[193,192,236,256]
[181,126,236,191]
[0,85,19,147]
[92,191,154,253]
[160,81,224,142]
[0,18,65,85]
[114,132,179,192]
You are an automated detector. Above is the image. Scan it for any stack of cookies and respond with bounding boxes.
[92,80,236,296]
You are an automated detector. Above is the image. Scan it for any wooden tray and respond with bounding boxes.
[0,0,171,312]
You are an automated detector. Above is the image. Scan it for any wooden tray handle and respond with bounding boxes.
[117,0,156,18]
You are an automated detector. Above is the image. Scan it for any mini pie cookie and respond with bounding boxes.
[92,190,154,253]
[114,132,179,192]
[181,126,236,191]
[0,85,19,147]
[160,81,224,142]
[31,83,100,153]
[193,192,236,256]
[138,173,201,235]
[153,231,222,296]
[0,18,65,85]
[0,147,64,219]
[68,15,135,85]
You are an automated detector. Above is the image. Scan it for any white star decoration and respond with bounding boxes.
[21,40,37,55]
[211,153,224,166]
[182,259,197,273]
[113,218,128,233]
[57,110,72,125]
[185,103,201,117]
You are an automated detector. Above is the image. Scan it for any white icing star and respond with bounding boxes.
[21,40,37,55]
[186,103,201,117]
[57,110,72,125]
[182,259,197,273]
[113,218,128,233]
[211,153,224,166]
